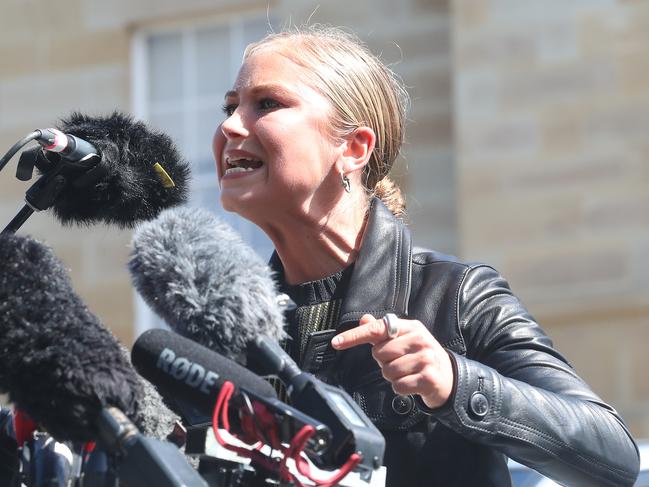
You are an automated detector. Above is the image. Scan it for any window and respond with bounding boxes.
[131,15,274,334]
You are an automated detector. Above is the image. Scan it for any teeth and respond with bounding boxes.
[224,155,262,176]
[224,166,256,175]
[226,156,260,167]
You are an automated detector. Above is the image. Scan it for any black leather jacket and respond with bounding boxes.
[293,198,640,487]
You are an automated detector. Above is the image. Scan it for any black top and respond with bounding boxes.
[276,264,354,366]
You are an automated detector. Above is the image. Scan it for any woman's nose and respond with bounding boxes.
[220,110,249,139]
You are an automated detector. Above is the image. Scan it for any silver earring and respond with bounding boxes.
[341,173,351,193]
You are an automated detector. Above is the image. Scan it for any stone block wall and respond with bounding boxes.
[453,0,649,435]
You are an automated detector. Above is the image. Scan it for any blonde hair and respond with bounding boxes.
[244,25,408,218]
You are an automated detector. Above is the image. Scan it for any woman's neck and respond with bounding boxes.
[261,197,368,285]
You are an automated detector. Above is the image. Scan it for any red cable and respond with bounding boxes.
[279,425,316,487]
[210,382,363,486]
[210,381,281,474]
[284,424,363,486]
[292,437,363,486]
[211,381,232,446]
[211,381,253,457]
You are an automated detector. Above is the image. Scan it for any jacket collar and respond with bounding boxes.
[338,198,412,325]
[268,198,413,327]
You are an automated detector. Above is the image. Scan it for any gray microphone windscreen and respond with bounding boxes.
[128,207,286,361]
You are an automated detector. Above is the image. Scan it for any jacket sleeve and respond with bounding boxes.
[429,264,640,487]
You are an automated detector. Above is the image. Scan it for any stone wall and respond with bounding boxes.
[453,0,649,435]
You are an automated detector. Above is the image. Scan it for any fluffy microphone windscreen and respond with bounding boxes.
[0,232,145,442]
[128,207,286,362]
[49,111,190,228]
[120,345,180,441]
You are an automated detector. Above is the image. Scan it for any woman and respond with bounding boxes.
[212,25,639,486]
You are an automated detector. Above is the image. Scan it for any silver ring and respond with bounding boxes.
[383,313,399,339]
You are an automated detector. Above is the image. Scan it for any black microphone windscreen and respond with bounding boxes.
[128,207,286,361]
[0,232,144,442]
[49,111,190,228]
[131,329,277,418]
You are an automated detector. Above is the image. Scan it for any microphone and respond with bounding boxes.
[35,127,98,162]
[1,111,190,233]
[129,206,286,364]
[131,328,332,457]
[48,111,190,227]
[0,231,206,486]
[0,231,144,440]
[132,328,278,413]
[128,207,385,475]
[136,359,183,442]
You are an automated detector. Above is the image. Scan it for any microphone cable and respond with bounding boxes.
[210,381,362,487]
[0,131,41,173]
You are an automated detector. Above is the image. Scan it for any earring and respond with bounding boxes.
[341,172,351,193]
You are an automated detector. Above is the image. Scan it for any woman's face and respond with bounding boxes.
[212,48,343,221]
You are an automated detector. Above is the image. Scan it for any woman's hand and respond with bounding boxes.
[331,314,454,409]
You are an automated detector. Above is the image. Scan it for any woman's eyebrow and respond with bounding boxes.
[224,84,298,100]
[249,83,294,95]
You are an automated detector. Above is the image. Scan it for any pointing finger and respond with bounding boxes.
[331,314,399,350]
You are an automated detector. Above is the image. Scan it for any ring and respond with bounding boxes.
[383,313,399,338]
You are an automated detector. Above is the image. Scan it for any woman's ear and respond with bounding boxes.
[337,126,376,175]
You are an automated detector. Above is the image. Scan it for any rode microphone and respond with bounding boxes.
[131,328,331,459]
[1,111,190,234]
[132,328,278,412]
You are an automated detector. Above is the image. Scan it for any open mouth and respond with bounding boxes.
[224,156,263,176]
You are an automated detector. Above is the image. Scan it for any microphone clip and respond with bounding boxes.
[3,146,102,234]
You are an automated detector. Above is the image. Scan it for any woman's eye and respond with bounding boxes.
[222,103,237,117]
[258,98,281,111]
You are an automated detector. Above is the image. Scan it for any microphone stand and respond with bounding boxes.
[3,206,37,235]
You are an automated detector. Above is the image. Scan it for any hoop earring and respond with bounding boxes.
[341,173,351,193]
